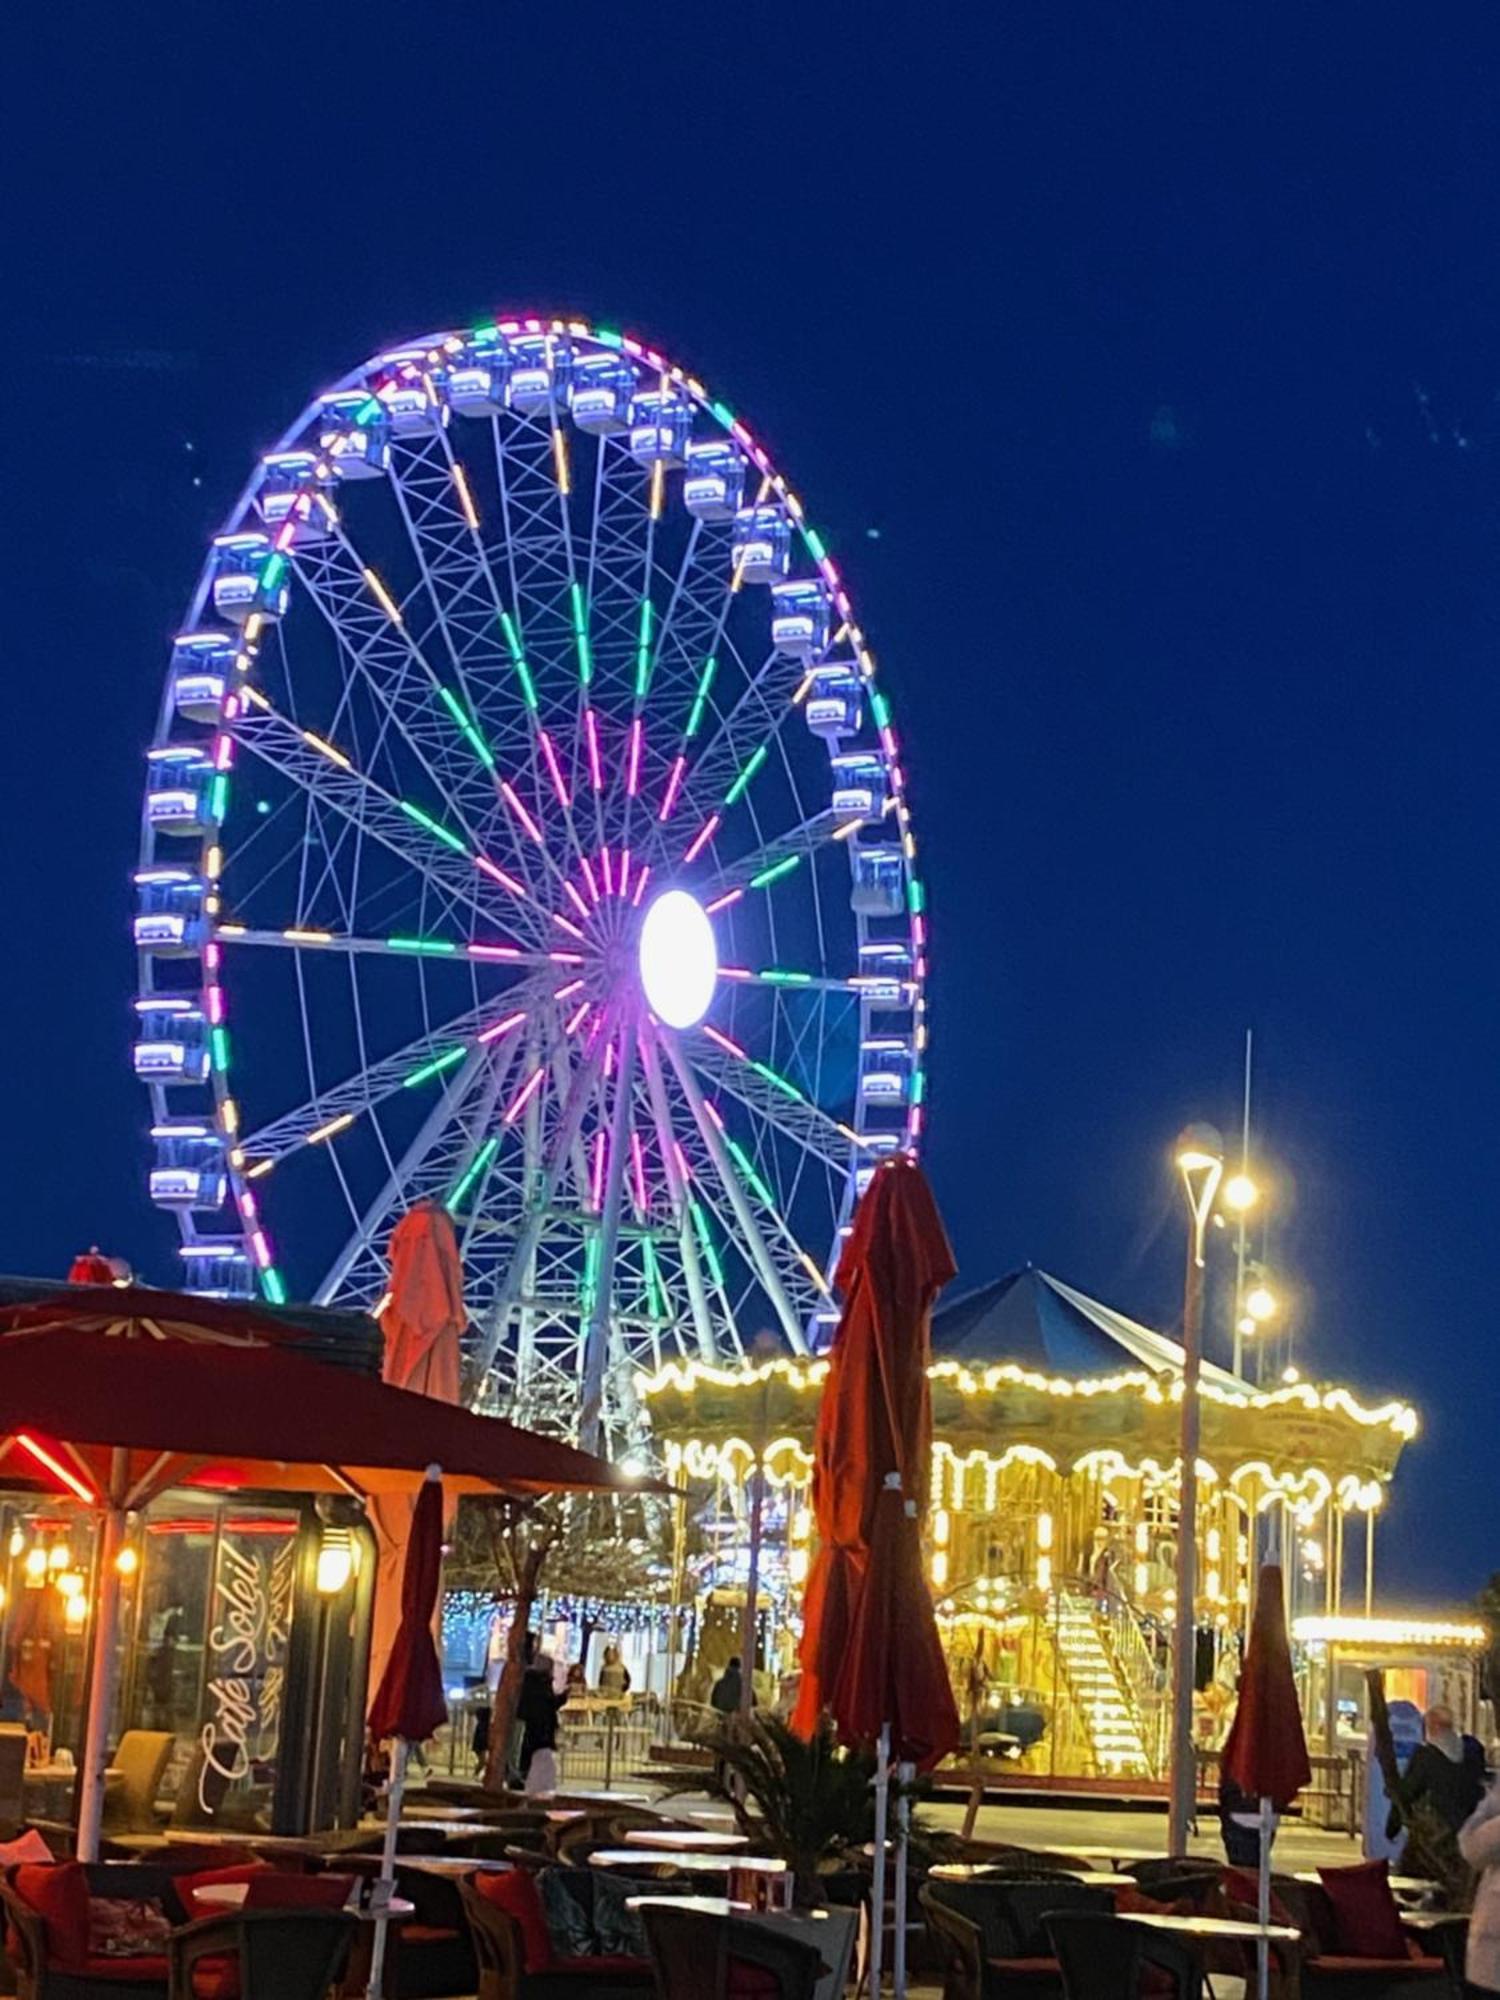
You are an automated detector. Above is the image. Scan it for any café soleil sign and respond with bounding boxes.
[199,1531,296,1810]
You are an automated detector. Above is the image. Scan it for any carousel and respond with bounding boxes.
[641,1267,1419,1782]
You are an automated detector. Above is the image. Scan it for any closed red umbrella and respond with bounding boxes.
[66,1249,116,1286]
[366,1469,447,1999]
[1220,1566,1310,2000]
[369,1203,465,1699]
[792,1155,960,1998]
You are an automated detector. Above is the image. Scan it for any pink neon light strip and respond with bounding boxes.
[673,1140,691,1185]
[585,709,604,790]
[618,849,631,902]
[475,854,527,897]
[604,1037,616,1080]
[705,888,742,916]
[564,1000,591,1035]
[553,978,584,1000]
[684,815,719,865]
[630,1127,648,1212]
[548,951,584,965]
[563,879,590,920]
[702,1099,724,1131]
[600,846,613,896]
[580,855,600,902]
[468,942,521,961]
[591,1130,607,1210]
[479,1010,527,1044]
[501,780,543,844]
[659,754,687,823]
[504,1067,545,1124]
[625,718,643,797]
[552,911,586,941]
[538,729,571,809]
[702,1024,747,1060]
[631,864,651,908]
[206,987,226,1024]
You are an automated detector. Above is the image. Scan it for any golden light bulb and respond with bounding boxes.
[23,1546,47,1582]
[1223,1173,1259,1212]
[1246,1285,1277,1322]
[115,1545,139,1578]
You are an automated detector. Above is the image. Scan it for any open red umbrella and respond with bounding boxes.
[368,1203,465,1699]
[1221,1565,1310,2000]
[792,1155,960,1996]
[0,1291,646,1859]
[366,1469,447,2000]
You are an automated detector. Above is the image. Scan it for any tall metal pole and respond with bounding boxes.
[1169,1125,1222,1858]
[739,1343,776,1715]
[579,1015,639,1453]
[1232,1030,1253,1379]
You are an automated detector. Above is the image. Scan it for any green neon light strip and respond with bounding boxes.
[447,1135,499,1212]
[750,853,800,891]
[907,877,925,915]
[404,1045,467,1089]
[690,1201,725,1290]
[569,582,593,687]
[749,1058,805,1105]
[262,553,287,591]
[498,610,539,711]
[911,1070,926,1105]
[580,1233,601,1316]
[209,774,229,824]
[870,689,892,729]
[210,1026,230,1073]
[387,936,458,956]
[725,1134,775,1209]
[686,657,718,739]
[759,969,813,985]
[400,799,468,855]
[725,742,769,808]
[803,529,827,563]
[634,599,655,699]
[438,686,497,771]
[260,1267,287,1306]
[594,328,623,348]
[642,1236,666,1320]
[711,400,735,429]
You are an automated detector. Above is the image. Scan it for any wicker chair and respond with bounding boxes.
[640,1900,826,2000]
[1046,1911,1202,2000]
[167,1908,353,2000]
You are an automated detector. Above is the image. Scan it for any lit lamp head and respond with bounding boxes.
[1223,1172,1259,1212]
[316,1527,354,1595]
[638,889,717,1029]
[1175,1122,1224,1263]
[1245,1283,1278,1322]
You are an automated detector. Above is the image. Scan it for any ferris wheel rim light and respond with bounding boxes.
[638,890,718,1030]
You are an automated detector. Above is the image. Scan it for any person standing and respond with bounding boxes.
[1392,1705,1486,1836]
[516,1635,567,1795]
[710,1655,745,1716]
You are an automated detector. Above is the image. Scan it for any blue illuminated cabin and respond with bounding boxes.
[210,534,290,626]
[447,333,511,415]
[133,997,210,1085]
[507,335,571,416]
[149,1124,227,1210]
[683,441,746,521]
[627,391,693,467]
[179,1240,257,1300]
[805,669,861,740]
[732,505,791,583]
[146,747,222,837]
[770,579,830,659]
[316,392,391,479]
[133,870,208,956]
[570,354,637,433]
[859,1036,911,1104]
[829,750,885,822]
[170,632,236,724]
[850,841,905,916]
[377,350,447,433]
[856,940,913,1010]
[257,451,332,542]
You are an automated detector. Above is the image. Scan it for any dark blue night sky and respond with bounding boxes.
[7,7,1500,1597]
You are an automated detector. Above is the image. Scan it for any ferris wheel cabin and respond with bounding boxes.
[627,390,693,467]
[210,534,290,626]
[316,392,391,479]
[170,631,236,724]
[683,441,746,521]
[732,505,791,582]
[257,451,333,542]
[570,354,637,433]
[376,350,448,433]
[770,579,831,659]
[132,997,209,1085]
[850,841,906,916]
[145,747,223,838]
[859,1036,912,1104]
[133,870,207,957]
[856,940,915,1009]
[148,1124,227,1211]
[179,1240,257,1300]
[506,335,571,416]
[805,668,862,740]
[829,750,886,822]
[447,332,512,415]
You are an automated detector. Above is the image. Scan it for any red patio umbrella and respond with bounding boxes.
[0,1291,645,1859]
[366,1469,447,2000]
[792,1155,960,1996]
[1220,1565,1310,2000]
[368,1204,465,1699]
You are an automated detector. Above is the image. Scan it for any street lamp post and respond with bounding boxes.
[1169,1123,1223,1858]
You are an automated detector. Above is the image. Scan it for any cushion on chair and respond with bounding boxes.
[14,1860,90,1964]
[0,1830,54,1868]
[189,1955,238,2000]
[476,1864,553,1970]
[724,1963,782,1997]
[88,1895,173,1958]
[986,1955,1062,1976]
[1317,1862,1409,1959]
[76,1952,170,1982]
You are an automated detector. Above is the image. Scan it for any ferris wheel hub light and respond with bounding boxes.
[639,890,717,1029]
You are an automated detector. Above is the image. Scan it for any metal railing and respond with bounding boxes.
[1100,1592,1171,1778]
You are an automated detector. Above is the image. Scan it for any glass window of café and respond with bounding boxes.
[0,1491,374,1836]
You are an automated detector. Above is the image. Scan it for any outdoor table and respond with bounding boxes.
[593,1847,791,1912]
[621,1827,749,1851]
[1119,1913,1302,1944]
[193,1882,417,1919]
[400,1801,488,1821]
[1398,1911,1467,1933]
[395,1855,509,1877]
[391,1816,493,1838]
[930,1862,1134,1889]
[1293,1871,1439,1901]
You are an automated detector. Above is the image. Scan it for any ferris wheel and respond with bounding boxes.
[133,314,927,1445]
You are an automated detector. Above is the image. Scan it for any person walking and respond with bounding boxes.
[516,1635,567,1795]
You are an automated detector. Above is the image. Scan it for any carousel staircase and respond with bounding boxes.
[1055,1593,1153,1778]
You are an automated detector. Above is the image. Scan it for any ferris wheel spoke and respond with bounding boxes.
[688,1032,862,1174]
[213,923,557,975]
[695,806,852,910]
[659,1027,808,1353]
[579,1016,639,1450]
[313,1041,497,1305]
[228,688,539,940]
[638,1034,719,1361]
[665,653,806,855]
[674,1100,831,1323]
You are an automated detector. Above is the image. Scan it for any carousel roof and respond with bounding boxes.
[932,1265,1245,1392]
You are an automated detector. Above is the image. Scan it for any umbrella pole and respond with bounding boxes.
[869,1722,890,1994]
[892,1756,914,1998]
[367,1736,409,2000]
[76,1452,128,1864]
[1257,1794,1273,2000]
